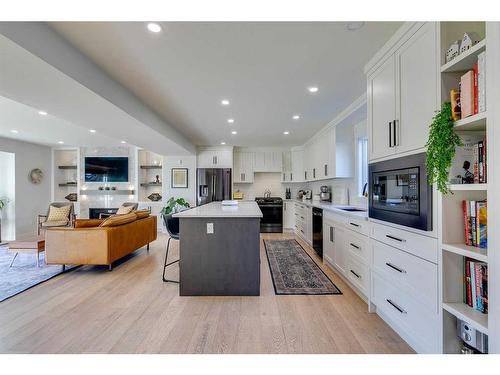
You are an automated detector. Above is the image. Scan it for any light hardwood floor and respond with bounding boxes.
[0,232,413,354]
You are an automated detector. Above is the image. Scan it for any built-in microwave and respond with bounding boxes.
[369,153,432,231]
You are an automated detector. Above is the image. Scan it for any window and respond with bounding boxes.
[357,137,368,197]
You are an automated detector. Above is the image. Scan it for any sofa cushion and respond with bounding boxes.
[75,219,105,228]
[47,205,71,223]
[99,212,137,227]
[134,209,150,219]
[116,205,134,215]
[42,220,69,227]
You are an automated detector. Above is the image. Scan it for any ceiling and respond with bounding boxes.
[50,22,402,147]
[0,95,120,147]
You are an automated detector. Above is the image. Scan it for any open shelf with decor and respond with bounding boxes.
[137,149,163,203]
[438,21,492,354]
[53,148,79,206]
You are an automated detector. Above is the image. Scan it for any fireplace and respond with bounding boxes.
[89,207,118,219]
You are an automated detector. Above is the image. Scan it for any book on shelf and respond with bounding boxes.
[450,133,487,184]
[460,70,474,118]
[463,257,488,314]
[457,51,486,119]
[462,199,487,248]
[478,51,486,113]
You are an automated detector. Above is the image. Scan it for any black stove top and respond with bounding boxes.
[255,197,283,205]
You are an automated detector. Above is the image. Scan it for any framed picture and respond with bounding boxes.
[171,168,188,188]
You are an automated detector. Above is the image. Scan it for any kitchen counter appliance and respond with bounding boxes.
[320,185,331,202]
[312,207,323,258]
[255,197,283,233]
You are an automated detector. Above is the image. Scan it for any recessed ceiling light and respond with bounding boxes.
[220,142,226,145]
[346,22,365,31]
[57,141,64,144]
[10,129,18,134]
[231,131,237,135]
[308,87,319,93]
[227,118,235,124]
[38,110,48,116]
[221,99,230,106]
[293,115,300,120]
[121,140,127,144]
[283,131,290,135]
[146,23,162,33]
[89,129,96,133]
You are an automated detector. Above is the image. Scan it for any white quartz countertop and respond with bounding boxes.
[173,201,263,218]
[286,199,368,220]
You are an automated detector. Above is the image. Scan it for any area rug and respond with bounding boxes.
[0,244,72,302]
[264,239,341,295]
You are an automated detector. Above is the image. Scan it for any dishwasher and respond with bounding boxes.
[312,207,323,258]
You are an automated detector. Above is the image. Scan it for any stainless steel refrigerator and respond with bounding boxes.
[196,168,232,206]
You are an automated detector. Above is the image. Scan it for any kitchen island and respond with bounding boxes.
[173,201,263,296]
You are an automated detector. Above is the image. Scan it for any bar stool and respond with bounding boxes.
[162,214,180,283]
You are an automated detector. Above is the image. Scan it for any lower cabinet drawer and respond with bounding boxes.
[372,240,438,313]
[346,255,369,295]
[372,273,439,353]
[345,230,370,263]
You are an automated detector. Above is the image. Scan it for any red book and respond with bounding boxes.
[465,258,472,307]
[473,63,478,115]
[463,200,471,246]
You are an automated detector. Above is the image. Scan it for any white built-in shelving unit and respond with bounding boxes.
[137,149,164,203]
[52,148,80,214]
[438,22,495,353]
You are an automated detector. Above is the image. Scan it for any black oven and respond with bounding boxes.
[369,153,432,231]
[255,197,283,233]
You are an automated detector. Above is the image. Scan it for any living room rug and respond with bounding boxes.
[264,239,341,295]
[0,244,71,302]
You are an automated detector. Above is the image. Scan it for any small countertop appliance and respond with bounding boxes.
[319,185,331,202]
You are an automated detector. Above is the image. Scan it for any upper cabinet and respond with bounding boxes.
[253,151,282,172]
[197,147,233,168]
[290,149,304,183]
[233,151,254,183]
[367,23,438,162]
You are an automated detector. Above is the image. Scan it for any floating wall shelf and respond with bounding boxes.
[140,165,162,169]
[140,183,162,187]
[58,165,77,170]
[80,189,135,195]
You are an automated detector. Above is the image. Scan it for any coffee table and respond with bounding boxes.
[7,235,46,267]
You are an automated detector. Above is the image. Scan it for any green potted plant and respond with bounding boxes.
[161,197,190,217]
[426,102,462,194]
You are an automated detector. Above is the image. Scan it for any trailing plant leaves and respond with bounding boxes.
[425,102,462,194]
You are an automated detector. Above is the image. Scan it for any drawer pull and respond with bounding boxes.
[386,299,407,314]
[301,230,304,234]
[350,270,361,279]
[386,234,406,243]
[349,222,360,228]
[386,262,406,274]
[301,216,304,219]
[350,243,360,250]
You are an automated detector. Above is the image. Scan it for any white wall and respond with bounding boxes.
[0,137,52,238]
[234,172,283,200]
[162,155,197,207]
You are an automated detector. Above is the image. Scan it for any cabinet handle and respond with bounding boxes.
[304,171,307,180]
[283,173,285,181]
[301,216,304,219]
[350,243,360,250]
[330,226,333,242]
[386,299,407,314]
[313,168,316,178]
[386,262,406,274]
[349,222,360,228]
[386,234,406,243]
[324,164,328,176]
[393,120,398,147]
[290,173,293,181]
[350,269,361,279]
[388,121,392,148]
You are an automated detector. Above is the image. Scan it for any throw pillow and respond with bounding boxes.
[47,205,71,223]
[99,212,137,227]
[116,205,134,215]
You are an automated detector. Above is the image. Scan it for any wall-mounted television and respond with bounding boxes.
[84,157,129,182]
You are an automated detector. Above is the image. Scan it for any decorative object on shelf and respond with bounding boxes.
[425,102,463,194]
[29,168,44,184]
[111,186,116,191]
[155,175,161,184]
[450,89,461,121]
[161,197,190,216]
[65,193,77,202]
[450,133,486,184]
[147,192,162,202]
[460,32,481,54]
[171,168,188,188]
[446,40,461,63]
[98,186,104,190]
[105,186,110,191]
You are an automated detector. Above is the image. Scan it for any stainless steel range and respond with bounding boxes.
[255,197,283,233]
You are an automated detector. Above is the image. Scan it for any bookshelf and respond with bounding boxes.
[53,148,79,203]
[439,22,492,354]
[137,149,164,203]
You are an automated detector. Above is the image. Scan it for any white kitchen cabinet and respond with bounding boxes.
[283,200,295,229]
[197,148,233,168]
[323,221,335,265]
[396,22,437,154]
[305,205,313,244]
[368,54,397,161]
[323,218,347,275]
[281,151,293,182]
[233,151,254,183]
[367,22,438,162]
[253,151,282,172]
[291,149,304,182]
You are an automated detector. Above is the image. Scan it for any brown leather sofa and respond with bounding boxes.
[45,214,157,270]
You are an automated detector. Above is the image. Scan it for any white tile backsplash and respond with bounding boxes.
[234,172,284,199]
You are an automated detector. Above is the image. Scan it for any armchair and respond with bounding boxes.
[38,202,76,235]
